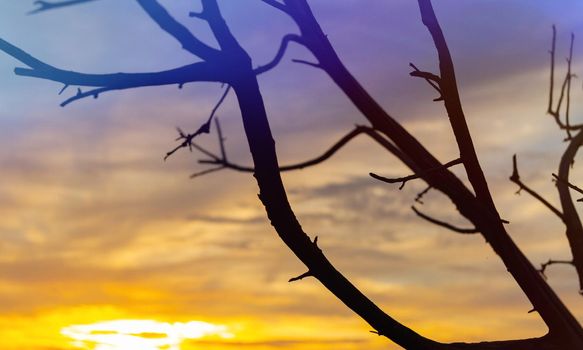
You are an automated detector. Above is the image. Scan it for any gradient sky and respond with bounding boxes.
[1,1,583,349]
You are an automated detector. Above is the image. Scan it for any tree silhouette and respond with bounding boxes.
[1,0,583,349]
[511,27,583,295]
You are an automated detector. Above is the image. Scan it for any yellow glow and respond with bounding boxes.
[61,320,233,350]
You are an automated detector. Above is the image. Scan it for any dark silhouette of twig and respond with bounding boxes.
[512,27,583,296]
[553,173,583,201]
[291,58,322,69]
[409,63,443,101]
[370,158,462,189]
[254,34,304,75]
[164,85,231,160]
[510,155,564,220]
[415,186,432,204]
[548,27,583,135]
[191,126,414,178]
[28,0,98,14]
[261,0,289,14]
[411,206,478,234]
[540,259,575,278]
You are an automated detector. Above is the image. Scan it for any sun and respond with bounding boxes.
[61,319,233,350]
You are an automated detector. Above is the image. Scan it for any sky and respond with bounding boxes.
[1,0,583,349]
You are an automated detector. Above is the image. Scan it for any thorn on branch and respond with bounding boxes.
[292,58,322,69]
[312,235,321,251]
[289,271,313,283]
[188,10,206,20]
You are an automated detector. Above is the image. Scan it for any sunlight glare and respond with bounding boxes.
[61,319,233,350]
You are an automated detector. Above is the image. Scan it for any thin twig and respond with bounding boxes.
[261,0,289,14]
[254,34,304,75]
[197,126,375,173]
[510,155,564,220]
[411,206,478,234]
[370,158,462,189]
[164,85,231,160]
[291,58,322,69]
[415,186,432,204]
[409,63,443,101]
[29,0,98,14]
[539,259,574,278]
[553,173,583,201]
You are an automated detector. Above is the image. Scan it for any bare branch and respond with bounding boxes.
[195,126,377,173]
[136,0,220,60]
[0,36,227,106]
[547,27,583,134]
[191,126,414,182]
[565,33,575,139]
[29,0,99,14]
[409,62,443,101]
[189,165,226,179]
[510,155,564,220]
[553,173,583,200]
[164,85,231,160]
[418,0,499,212]
[415,185,432,204]
[540,259,574,278]
[254,34,304,75]
[370,158,461,189]
[411,206,478,234]
[261,0,290,14]
[549,25,556,116]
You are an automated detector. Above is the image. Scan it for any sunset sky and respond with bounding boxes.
[1,1,583,349]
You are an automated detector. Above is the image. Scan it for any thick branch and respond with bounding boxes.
[418,0,497,211]
[136,0,220,60]
[0,37,226,105]
[510,155,564,220]
[282,0,583,341]
[554,129,583,293]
